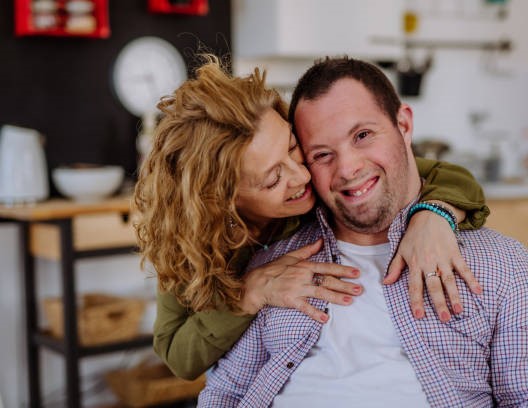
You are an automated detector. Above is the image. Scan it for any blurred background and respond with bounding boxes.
[0,0,527,407]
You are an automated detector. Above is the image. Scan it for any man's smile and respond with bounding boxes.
[339,176,379,201]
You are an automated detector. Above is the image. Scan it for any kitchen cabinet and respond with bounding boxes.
[232,0,403,60]
[0,197,150,408]
[485,198,528,246]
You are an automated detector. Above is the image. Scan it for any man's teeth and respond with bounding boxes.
[289,187,306,200]
[350,186,369,197]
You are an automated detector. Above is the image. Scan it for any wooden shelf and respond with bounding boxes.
[0,194,148,407]
[33,332,153,357]
[0,196,132,221]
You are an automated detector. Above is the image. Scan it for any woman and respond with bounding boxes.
[133,56,488,380]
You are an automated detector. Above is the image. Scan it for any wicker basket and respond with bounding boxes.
[105,363,206,407]
[43,293,145,346]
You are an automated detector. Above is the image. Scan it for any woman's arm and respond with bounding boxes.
[386,157,488,322]
[416,157,489,229]
[153,290,253,380]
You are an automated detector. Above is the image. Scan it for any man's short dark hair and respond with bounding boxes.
[288,56,402,132]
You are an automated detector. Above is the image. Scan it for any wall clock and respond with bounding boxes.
[112,36,187,117]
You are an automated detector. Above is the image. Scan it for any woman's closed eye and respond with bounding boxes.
[289,141,300,154]
[266,167,282,189]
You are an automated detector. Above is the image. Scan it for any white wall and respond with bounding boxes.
[233,0,528,180]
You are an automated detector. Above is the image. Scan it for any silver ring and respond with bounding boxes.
[313,274,324,286]
[425,271,439,280]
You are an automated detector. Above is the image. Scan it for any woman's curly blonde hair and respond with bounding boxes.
[133,55,288,312]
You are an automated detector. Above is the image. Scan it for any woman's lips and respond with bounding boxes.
[287,183,312,202]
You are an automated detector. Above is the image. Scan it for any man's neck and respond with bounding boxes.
[334,225,390,246]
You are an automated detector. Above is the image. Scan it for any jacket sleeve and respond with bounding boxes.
[153,290,254,380]
[416,157,490,230]
[198,312,268,407]
[491,241,528,406]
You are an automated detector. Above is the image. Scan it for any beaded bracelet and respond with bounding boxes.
[407,202,463,245]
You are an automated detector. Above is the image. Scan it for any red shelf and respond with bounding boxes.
[15,0,110,38]
[148,0,208,15]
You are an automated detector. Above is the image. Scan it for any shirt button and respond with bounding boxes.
[332,255,339,262]
[286,362,294,369]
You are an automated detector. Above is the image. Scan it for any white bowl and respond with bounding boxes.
[52,166,124,202]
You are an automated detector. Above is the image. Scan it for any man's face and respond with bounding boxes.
[294,78,419,244]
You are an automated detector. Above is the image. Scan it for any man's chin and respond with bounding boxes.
[335,204,392,234]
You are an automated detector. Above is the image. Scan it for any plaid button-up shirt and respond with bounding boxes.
[198,205,528,408]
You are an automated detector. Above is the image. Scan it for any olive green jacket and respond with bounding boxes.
[154,158,489,380]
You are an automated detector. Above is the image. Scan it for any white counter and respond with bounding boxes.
[483,181,528,200]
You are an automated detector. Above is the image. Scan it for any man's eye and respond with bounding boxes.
[356,130,371,141]
[310,152,332,164]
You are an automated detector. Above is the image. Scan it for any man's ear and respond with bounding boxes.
[396,104,413,146]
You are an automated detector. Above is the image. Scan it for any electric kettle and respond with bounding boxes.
[0,124,49,205]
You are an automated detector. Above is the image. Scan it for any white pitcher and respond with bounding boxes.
[0,125,49,205]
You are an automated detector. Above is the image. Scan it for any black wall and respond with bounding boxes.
[0,1,231,188]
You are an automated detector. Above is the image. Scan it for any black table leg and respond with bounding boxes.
[20,221,41,408]
[58,219,81,408]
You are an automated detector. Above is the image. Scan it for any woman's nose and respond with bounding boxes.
[287,159,311,188]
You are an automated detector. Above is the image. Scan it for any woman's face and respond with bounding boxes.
[236,108,316,229]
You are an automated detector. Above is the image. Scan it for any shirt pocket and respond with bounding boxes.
[444,312,491,348]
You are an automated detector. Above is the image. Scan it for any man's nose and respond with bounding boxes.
[335,151,364,182]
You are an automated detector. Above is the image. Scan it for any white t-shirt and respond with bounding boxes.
[272,241,429,408]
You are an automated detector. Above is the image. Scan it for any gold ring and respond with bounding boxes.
[313,274,324,286]
[425,271,439,279]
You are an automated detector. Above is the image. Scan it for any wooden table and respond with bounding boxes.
[0,197,151,408]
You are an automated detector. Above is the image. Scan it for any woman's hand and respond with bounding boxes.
[384,203,482,322]
[240,239,361,323]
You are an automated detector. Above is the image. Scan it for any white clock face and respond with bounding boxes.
[112,36,187,117]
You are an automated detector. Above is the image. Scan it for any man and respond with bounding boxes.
[198,57,528,407]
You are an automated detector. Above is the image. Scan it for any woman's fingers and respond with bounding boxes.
[290,282,360,324]
[384,253,405,284]
[318,275,362,297]
[452,257,482,295]
[297,260,359,279]
[424,272,451,322]
[293,299,329,323]
[308,284,356,305]
[279,239,323,262]
[408,266,425,319]
[437,264,463,315]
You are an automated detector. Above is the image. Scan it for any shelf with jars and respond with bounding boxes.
[15,0,110,38]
